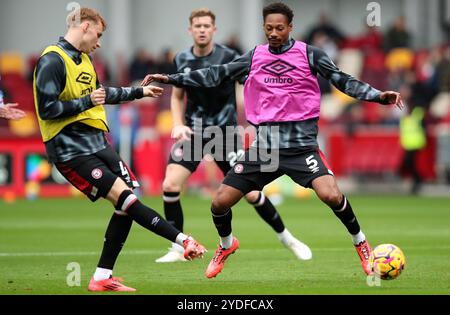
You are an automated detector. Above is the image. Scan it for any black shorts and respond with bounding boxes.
[223,147,334,194]
[55,145,139,202]
[168,128,245,175]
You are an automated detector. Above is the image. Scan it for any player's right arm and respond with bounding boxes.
[35,53,164,120]
[141,50,253,88]
[170,87,192,141]
[34,53,97,120]
[99,83,163,104]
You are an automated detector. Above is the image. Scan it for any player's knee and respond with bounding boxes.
[245,191,263,205]
[318,190,342,207]
[162,191,180,204]
[162,177,182,192]
[211,192,229,214]
[211,198,225,213]
[115,189,138,214]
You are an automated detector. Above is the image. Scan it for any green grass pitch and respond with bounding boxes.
[1,194,449,295]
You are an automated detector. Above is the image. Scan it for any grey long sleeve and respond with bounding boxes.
[168,51,253,88]
[307,45,385,103]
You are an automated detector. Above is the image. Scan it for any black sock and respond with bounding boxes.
[251,192,285,233]
[211,207,232,237]
[97,213,133,270]
[331,196,360,235]
[163,191,183,231]
[126,199,181,243]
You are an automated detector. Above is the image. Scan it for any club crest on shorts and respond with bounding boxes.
[91,168,103,179]
[234,163,244,174]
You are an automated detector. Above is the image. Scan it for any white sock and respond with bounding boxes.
[277,228,293,246]
[93,267,112,281]
[351,231,366,245]
[220,234,234,249]
[175,233,189,247]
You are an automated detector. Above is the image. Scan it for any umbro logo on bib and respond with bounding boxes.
[262,59,296,76]
[76,72,93,85]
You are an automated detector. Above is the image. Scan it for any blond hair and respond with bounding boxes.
[189,8,216,25]
[67,7,107,31]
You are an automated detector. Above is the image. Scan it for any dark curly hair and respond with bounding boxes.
[263,2,294,24]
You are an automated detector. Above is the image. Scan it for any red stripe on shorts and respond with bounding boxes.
[318,149,333,172]
[126,164,138,186]
[56,163,93,195]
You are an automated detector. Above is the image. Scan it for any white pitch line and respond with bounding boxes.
[0,249,159,257]
[0,246,448,257]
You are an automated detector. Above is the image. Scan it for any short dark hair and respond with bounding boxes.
[189,8,216,25]
[263,2,294,24]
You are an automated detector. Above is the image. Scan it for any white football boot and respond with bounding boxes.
[283,237,313,260]
[155,243,187,263]
[278,229,312,260]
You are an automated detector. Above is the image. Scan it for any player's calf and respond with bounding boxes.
[115,190,206,258]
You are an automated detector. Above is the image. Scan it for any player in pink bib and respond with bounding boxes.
[142,2,404,279]
[245,40,321,124]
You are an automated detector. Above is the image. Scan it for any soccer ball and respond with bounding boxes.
[369,244,406,280]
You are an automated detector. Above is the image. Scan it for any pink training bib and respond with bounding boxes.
[244,41,321,125]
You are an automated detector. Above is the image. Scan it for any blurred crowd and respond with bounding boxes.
[1,14,449,151]
[299,14,450,130]
[1,14,450,193]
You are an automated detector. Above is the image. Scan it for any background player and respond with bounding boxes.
[0,77,26,120]
[156,8,311,263]
[33,7,205,291]
[141,2,404,278]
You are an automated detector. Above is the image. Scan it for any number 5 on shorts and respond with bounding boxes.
[306,155,319,174]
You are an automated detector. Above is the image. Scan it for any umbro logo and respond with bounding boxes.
[262,59,296,76]
[76,72,93,85]
[151,217,160,226]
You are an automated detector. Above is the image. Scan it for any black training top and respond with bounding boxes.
[34,38,144,162]
[168,38,387,149]
[173,43,240,130]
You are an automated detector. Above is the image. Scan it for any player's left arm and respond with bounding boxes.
[308,45,404,109]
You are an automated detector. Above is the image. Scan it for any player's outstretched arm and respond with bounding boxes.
[308,45,404,109]
[141,51,253,88]
[141,74,169,86]
[0,103,26,120]
[379,91,405,110]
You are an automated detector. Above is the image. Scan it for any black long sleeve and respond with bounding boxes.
[168,43,384,104]
[103,86,144,104]
[307,45,383,103]
[35,53,144,121]
[168,51,253,88]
